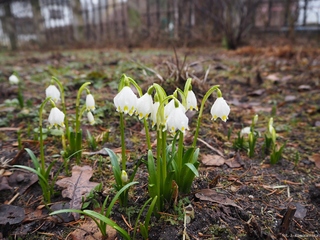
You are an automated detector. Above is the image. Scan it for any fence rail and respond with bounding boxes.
[0,0,319,50]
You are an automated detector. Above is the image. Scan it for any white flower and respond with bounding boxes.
[136,93,153,120]
[240,127,251,137]
[114,86,138,116]
[48,107,65,128]
[121,170,128,183]
[9,74,19,84]
[210,97,230,122]
[151,101,160,127]
[45,85,61,103]
[87,111,95,125]
[86,94,95,111]
[164,99,186,119]
[186,90,198,111]
[164,106,189,134]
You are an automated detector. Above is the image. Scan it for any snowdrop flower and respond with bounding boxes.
[164,106,189,134]
[87,111,95,125]
[210,97,230,122]
[48,107,65,128]
[164,99,186,119]
[136,93,153,119]
[86,94,95,111]
[186,90,198,111]
[114,86,138,116]
[151,101,160,127]
[45,85,61,103]
[9,74,19,85]
[240,127,251,137]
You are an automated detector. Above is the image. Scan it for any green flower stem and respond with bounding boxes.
[161,129,167,187]
[143,118,151,150]
[39,97,56,171]
[51,77,69,144]
[73,82,91,164]
[192,85,220,148]
[120,112,126,170]
[17,82,24,109]
[156,128,162,211]
[75,82,91,133]
[177,131,184,183]
[128,77,142,96]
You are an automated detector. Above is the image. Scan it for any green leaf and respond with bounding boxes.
[104,148,122,187]
[25,148,40,169]
[106,181,138,217]
[83,210,131,240]
[13,165,48,185]
[185,163,199,177]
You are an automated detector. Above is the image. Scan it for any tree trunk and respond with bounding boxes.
[71,0,84,43]
[2,2,17,50]
[31,0,46,48]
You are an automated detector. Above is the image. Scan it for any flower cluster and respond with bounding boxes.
[113,81,230,135]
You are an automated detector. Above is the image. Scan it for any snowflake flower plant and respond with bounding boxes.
[110,76,230,214]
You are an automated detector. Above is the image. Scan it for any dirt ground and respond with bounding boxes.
[0,40,320,240]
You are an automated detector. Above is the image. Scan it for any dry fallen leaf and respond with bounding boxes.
[309,153,320,169]
[56,165,99,219]
[70,217,117,240]
[201,154,225,166]
[292,202,307,220]
[0,176,12,191]
[195,189,242,210]
[0,205,25,225]
[225,155,242,168]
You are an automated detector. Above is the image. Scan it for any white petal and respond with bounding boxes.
[136,93,153,119]
[114,86,138,116]
[46,85,61,102]
[240,127,251,136]
[165,107,189,134]
[210,97,230,122]
[9,75,19,84]
[164,99,186,119]
[87,111,95,125]
[186,90,198,111]
[48,107,65,128]
[86,94,95,111]
[151,102,160,127]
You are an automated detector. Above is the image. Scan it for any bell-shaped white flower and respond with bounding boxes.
[114,86,138,116]
[240,126,251,137]
[210,97,230,122]
[150,101,160,127]
[9,74,19,85]
[164,106,189,134]
[136,93,153,119]
[164,99,186,119]
[48,107,65,128]
[87,111,95,125]
[46,85,61,103]
[186,90,198,111]
[86,94,95,111]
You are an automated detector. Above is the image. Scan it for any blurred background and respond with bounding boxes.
[0,0,319,51]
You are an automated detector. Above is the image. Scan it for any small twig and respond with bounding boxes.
[130,58,164,81]
[121,214,133,230]
[203,66,211,82]
[197,137,224,156]
[7,192,19,205]
[279,204,296,234]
